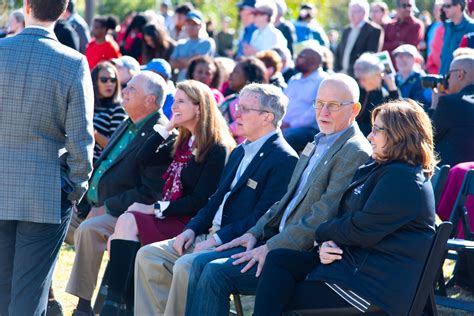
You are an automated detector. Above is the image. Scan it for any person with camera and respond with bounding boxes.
[431,55,474,166]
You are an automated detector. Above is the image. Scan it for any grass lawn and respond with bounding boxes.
[53,245,473,316]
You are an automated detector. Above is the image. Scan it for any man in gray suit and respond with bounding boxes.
[0,1,94,315]
[183,73,373,315]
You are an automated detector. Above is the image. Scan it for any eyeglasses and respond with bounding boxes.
[235,103,269,114]
[442,3,453,8]
[312,100,354,112]
[399,3,413,8]
[99,77,118,84]
[371,125,387,135]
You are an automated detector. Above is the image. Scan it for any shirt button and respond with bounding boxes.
[92,187,95,190]
[98,171,102,174]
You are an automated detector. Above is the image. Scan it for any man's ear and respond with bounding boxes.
[352,102,362,117]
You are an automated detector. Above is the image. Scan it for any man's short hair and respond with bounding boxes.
[321,73,361,103]
[175,3,194,15]
[349,0,370,19]
[452,0,466,10]
[354,53,384,76]
[140,71,167,109]
[30,0,68,22]
[240,83,288,127]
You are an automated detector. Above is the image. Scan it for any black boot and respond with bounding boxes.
[100,240,141,316]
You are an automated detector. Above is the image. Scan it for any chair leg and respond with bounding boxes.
[233,294,244,316]
[93,262,111,314]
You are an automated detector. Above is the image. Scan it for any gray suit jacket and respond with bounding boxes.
[0,27,94,224]
[248,123,372,251]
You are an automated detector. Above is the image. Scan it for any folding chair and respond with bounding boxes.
[431,165,450,208]
[283,222,453,316]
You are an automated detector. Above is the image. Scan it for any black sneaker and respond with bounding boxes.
[46,300,64,316]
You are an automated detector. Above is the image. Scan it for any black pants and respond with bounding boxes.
[253,249,353,316]
[0,197,72,316]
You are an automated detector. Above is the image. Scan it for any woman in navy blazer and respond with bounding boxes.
[100,80,236,315]
[253,100,438,316]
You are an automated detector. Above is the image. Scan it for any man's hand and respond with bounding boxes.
[230,244,269,277]
[86,206,105,219]
[126,202,154,214]
[319,240,343,265]
[243,43,257,56]
[215,233,257,252]
[382,73,397,91]
[173,229,196,256]
[193,236,218,253]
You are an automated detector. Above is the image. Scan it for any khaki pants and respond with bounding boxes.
[134,234,213,316]
[64,211,84,246]
[65,213,117,300]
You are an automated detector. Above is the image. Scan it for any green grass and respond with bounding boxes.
[53,246,473,316]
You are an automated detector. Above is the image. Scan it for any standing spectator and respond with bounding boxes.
[393,44,431,107]
[327,30,339,55]
[274,0,296,56]
[216,17,235,57]
[370,1,391,26]
[439,0,474,74]
[0,0,94,314]
[116,11,136,44]
[120,14,149,63]
[142,23,176,64]
[382,0,424,55]
[54,18,80,51]
[61,0,90,54]
[431,55,474,166]
[353,53,400,136]
[425,1,444,56]
[6,9,25,36]
[86,16,121,70]
[186,56,225,104]
[170,11,216,82]
[160,0,174,32]
[244,0,287,56]
[169,3,194,41]
[335,0,383,76]
[91,62,127,161]
[282,47,329,151]
[294,4,329,46]
[235,0,257,59]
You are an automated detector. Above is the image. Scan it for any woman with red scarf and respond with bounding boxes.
[100,80,236,316]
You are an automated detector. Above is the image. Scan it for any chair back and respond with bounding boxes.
[431,165,450,208]
[408,222,453,316]
[448,169,474,240]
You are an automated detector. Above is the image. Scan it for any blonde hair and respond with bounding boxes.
[174,80,236,162]
[371,99,438,176]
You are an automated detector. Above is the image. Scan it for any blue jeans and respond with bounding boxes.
[185,247,259,316]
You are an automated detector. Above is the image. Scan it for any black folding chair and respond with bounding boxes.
[431,165,450,208]
[283,222,453,316]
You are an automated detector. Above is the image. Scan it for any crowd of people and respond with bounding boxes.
[1,0,474,315]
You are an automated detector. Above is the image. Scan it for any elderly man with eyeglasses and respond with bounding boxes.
[431,55,474,166]
[382,0,424,55]
[182,73,372,316]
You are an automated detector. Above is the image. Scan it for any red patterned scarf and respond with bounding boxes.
[162,138,194,201]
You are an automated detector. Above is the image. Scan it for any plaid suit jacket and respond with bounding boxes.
[0,27,94,224]
[248,123,372,251]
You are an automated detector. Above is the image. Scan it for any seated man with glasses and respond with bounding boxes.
[382,0,424,55]
[133,83,299,316]
[182,73,372,316]
[431,55,474,166]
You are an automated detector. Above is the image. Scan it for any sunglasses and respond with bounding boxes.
[399,3,412,8]
[99,77,117,84]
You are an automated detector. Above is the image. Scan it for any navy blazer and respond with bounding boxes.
[186,132,298,244]
[432,84,474,166]
[309,160,435,315]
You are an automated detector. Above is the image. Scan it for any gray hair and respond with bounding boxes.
[240,83,288,127]
[10,9,25,24]
[349,0,370,20]
[354,53,384,76]
[320,73,361,103]
[140,71,167,109]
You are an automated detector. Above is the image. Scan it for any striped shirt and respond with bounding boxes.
[93,102,127,161]
[325,282,371,312]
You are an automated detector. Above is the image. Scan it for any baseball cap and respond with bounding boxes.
[141,58,172,80]
[186,10,203,24]
[392,44,422,59]
[236,0,256,9]
[111,56,141,74]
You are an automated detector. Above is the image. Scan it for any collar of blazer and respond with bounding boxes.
[228,132,281,193]
[285,124,361,204]
[93,112,161,170]
[20,27,57,41]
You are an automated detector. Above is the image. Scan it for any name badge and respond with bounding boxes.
[247,179,258,189]
[302,142,315,157]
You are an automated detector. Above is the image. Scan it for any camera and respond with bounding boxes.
[420,74,449,90]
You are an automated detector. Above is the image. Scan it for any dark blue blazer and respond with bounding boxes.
[186,132,298,244]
